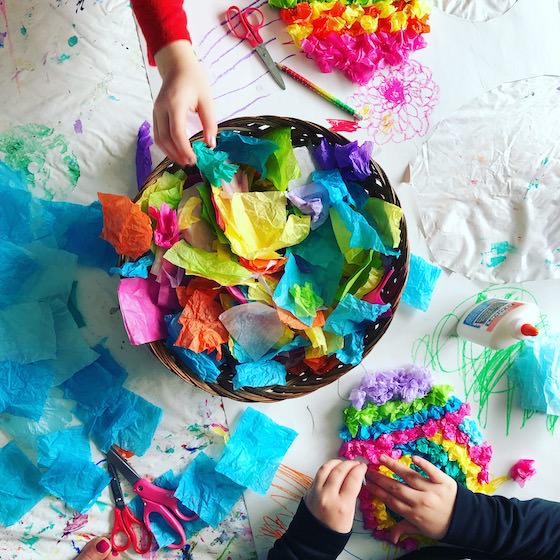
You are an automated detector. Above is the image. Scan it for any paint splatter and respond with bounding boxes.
[61,512,88,539]
[0,123,81,199]
[527,156,550,192]
[0,31,6,48]
[20,25,27,36]
[68,35,78,47]
[73,119,83,134]
[56,53,71,64]
[481,241,517,268]
[326,119,360,133]
[19,536,39,548]
[411,285,557,435]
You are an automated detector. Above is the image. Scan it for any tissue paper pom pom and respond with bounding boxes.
[510,459,537,488]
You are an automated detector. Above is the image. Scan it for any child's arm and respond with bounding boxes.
[130,1,217,166]
[368,454,560,560]
[268,460,367,560]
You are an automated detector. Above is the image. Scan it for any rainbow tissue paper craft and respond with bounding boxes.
[268,0,431,84]
[99,128,405,389]
[340,365,508,550]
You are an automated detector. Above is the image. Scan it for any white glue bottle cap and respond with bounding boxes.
[457,298,540,350]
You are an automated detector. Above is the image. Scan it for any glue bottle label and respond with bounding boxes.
[462,300,523,332]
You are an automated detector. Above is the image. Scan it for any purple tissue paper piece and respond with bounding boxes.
[136,120,154,190]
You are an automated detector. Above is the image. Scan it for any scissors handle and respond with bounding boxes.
[111,506,153,554]
[134,479,198,551]
[226,6,264,48]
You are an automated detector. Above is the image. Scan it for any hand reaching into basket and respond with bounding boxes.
[154,40,217,166]
[73,537,120,559]
[365,454,458,544]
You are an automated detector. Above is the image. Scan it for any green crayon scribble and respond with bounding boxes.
[412,285,556,435]
[481,241,516,269]
[0,123,80,199]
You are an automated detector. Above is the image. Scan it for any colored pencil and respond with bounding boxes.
[276,63,363,121]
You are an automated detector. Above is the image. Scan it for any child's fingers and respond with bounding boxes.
[314,459,343,489]
[366,480,414,518]
[167,107,197,166]
[366,470,418,506]
[197,97,217,149]
[324,460,363,493]
[411,455,447,484]
[389,519,419,545]
[154,110,181,165]
[339,463,367,499]
[377,454,431,490]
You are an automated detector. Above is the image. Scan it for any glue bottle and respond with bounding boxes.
[457,298,539,349]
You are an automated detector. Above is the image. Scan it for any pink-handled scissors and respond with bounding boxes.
[107,446,199,551]
[226,5,285,89]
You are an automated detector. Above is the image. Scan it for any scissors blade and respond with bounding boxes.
[107,461,126,508]
[255,45,285,90]
[107,446,141,487]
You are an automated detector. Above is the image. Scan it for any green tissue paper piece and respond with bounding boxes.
[37,426,91,468]
[0,442,46,526]
[192,141,238,186]
[40,457,110,513]
[215,408,297,494]
[264,128,301,191]
[343,385,454,437]
[174,452,245,528]
[196,183,228,243]
[217,131,278,177]
[164,242,253,287]
[362,198,403,249]
[138,170,186,212]
[324,294,389,337]
[0,301,56,364]
[289,282,324,318]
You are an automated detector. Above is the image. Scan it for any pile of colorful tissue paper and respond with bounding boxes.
[99,129,405,391]
[268,0,431,84]
[339,366,508,550]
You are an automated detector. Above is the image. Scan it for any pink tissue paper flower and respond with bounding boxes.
[510,459,537,488]
[148,203,179,249]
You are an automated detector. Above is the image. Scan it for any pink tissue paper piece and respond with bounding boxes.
[510,459,537,488]
[117,277,167,345]
[148,203,179,249]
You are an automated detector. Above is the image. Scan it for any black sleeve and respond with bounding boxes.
[267,500,351,560]
[440,484,560,559]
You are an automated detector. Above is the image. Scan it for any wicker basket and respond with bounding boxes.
[133,116,409,402]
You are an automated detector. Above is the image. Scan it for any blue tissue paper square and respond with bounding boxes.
[507,334,560,415]
[174,452,245,528]
[0,241,39,308]
[40,456,110,513]
[0,441,46,526]
[217,131,278,177]
[324,294,390,337]
[0,301,56,364]
[37,427,91,468]
[401,254,442,312]
[215,408,297,494]
[129,470,207,549]
[233,360,287,390]
[0,361,54,420]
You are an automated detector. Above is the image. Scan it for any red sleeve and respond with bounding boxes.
[131,0,191,66]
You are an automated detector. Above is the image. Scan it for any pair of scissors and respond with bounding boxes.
[107,446,199,551]
[226,5,286,89]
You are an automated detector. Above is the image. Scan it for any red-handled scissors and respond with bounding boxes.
[226,5,286,89]
[107,446,199,551]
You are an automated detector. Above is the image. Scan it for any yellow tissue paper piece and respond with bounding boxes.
[360,15,378,33]
[286,23,313,46]
[305,329,343,358]
[137,170,185,213]
[353,261,384,299]
[264,128,301,192]
[274,327,295,350]
[390,10,408,31]
[212,188,310,260]
[376,1,397,18]
[164,241,254,287]
[363,198,403,250]
[177,195,202,230]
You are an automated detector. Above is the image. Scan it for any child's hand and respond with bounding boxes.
[366,454,458,544]
[154,40,217,166]
[305,459,367,534]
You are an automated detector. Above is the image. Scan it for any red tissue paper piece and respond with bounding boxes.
[510,459,537,488]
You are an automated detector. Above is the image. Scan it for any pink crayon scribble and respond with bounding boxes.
[350,60,439,145]
[326,119,360,133]
[61,513,88,539]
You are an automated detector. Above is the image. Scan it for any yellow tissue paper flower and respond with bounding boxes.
[360,15,378,33]
[212,188,310,260]
[390,10,408,31]
[286,23,313,47]
[375,1,397,19]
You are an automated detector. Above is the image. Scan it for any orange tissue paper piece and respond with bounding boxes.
[304,354,339,375]
[98,192,153,260]
[238,256,287,275]
[176,290,228,358]
[277,308,325,330]
[176,278,221,307]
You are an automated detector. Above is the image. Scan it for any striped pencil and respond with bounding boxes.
[276,63,363,121]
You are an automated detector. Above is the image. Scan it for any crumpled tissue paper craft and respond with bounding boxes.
[192,141,239,186]
[215,407,297,494]
[110,253,155,279]
[264,127,301,191]
[506,334,560,415]
[98,192,153,260]
[401,254,442,312]
[0,441,46,527]
[40,456,111,513]
[149,203,180,249]
[174,452,245,528]
[137,170,185,213]
[324,294,390,336]
[340,366,507,550]
[510,459,537,488]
